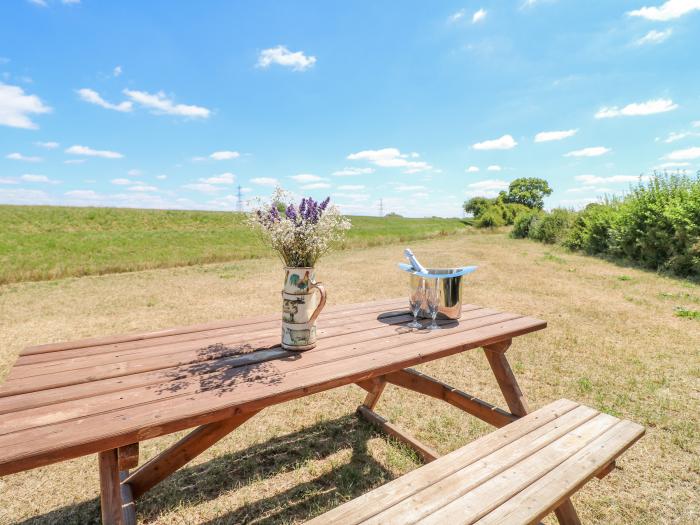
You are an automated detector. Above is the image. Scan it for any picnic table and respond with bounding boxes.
[0,298,548,524]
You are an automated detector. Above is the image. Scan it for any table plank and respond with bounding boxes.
[0,306,495,397]
[0,310,516,435]
[19,298,407,357]
[0,312,545,475]
[14,299,411,367]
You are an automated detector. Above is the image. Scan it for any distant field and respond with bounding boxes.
[0,205,470,284]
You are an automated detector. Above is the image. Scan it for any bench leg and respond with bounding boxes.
[483,341,581,525]
[98,449,125,525]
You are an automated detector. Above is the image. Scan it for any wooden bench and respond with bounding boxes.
[306,399,644,525]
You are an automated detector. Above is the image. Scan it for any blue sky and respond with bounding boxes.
[1,0,699,217]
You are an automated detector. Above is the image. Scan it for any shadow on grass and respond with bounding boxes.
[16,413,397,525]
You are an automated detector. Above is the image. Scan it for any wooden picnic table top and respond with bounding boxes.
[0,297,546,477]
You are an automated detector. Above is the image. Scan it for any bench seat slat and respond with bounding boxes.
[304,399,579,525]
[363,405,601,524]
[475,420,645,525]
[306,399,644,525]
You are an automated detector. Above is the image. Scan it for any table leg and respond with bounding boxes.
[124,410,258,499]
[361,376,386,410]
[98,449,124,525]
[483,340,581,525]
[356,376,439,462]
[483,341,529,417]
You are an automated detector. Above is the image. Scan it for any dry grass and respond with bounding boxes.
[0,233,698,524]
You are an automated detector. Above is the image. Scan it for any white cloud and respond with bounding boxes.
[395,184,427,192]
[468,179,509,191]
[250,177,279,186]
[595,98,678,119]
[487,165,502,171]
[122,89,210,118]
[693,120,700,128]
[64,159,85,164]
[466,166,480,173]
[332,192,369,202]
[111,178,133,185]
[65,144,123,159]
[628,0,700,21]
[62,0,81,4]
[35,141,59,149]
[182,183,222,193]
[534,129,578,142]
[6,152,42,162]
[210,150,240,160]
[472,134,517,150]
[635,28,673,45]
[658,130,700,143]
[257,46,317,71]
[655,161,690,168]
[464,179,509,198]
[200,172,236,184]
[564,146,611,157]
[332,167,374,176]
[113,65,122,77]
[155,174,167,180]
[0,188,53,205]
[347,148,432,173]
[0,177,18,184]
[28,0,48,7]
[666,146,700,160]
[338,184,365,191]
[77,88,133,112]
[65,190,100,199]
[575,174,648,185]
[566,186,615,194]
[0,82,51,129]
[127,185,158,192]
[20,174,59,184]
[448,9,466,23]
[290,173,324,183]
[301,182,331,189]
[472,8,487,23]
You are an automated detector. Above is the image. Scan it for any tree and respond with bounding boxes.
[463,196,494,218]
[504,178,552,209]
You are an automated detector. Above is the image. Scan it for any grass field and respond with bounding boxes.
[0,232,698,524]
[0,205,469,285]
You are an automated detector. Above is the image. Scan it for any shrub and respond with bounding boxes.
[611,173,700,276]
[500,202,530,225]
[515,172,700,278]
[511,209,543,238]
[476,207,506,228]
[463,197,495,219]
[529,208,577,244]
[563,202,618,254]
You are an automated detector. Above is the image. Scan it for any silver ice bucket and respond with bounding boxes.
[399,264,477,320]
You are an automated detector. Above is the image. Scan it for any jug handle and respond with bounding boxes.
[308,282,327,323]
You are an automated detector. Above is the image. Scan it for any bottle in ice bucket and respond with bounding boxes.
[404,248,428,274]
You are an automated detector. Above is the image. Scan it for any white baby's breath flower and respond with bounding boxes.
[248,187,351,267]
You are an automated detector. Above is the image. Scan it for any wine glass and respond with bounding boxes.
[425,280,441,331]
[407,282,425,329]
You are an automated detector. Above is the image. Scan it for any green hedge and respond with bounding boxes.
[520,173,700,278]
